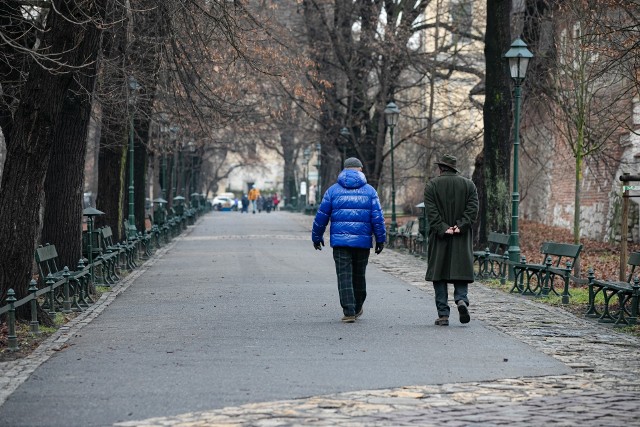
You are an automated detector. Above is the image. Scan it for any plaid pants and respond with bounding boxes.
[333,247,370,316]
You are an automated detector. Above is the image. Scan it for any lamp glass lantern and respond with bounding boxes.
[384,102,400,127]
[504,38,533,84]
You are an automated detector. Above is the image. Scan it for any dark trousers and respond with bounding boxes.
[433,281,469,317]
[333,247,370,316]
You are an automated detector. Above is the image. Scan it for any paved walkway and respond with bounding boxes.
[1,212,639,426]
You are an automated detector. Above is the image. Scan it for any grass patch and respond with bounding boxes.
[0,293,100,361]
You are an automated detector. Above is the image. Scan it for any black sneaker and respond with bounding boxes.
[355,308,363,319]
[457,301,470,324]
[341,315,356,323]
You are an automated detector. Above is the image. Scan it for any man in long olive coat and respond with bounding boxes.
[424,154,479,326]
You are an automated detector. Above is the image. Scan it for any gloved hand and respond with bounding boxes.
[314,241,324,250]
[375,242,384,254]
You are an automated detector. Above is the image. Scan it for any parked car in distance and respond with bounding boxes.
[212,195,237,211]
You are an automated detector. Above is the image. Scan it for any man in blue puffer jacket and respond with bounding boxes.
[312,157,386,323]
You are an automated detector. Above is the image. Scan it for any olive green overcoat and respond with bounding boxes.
[424,171,479,283]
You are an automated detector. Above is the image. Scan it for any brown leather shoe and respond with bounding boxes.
[434,316,449,326]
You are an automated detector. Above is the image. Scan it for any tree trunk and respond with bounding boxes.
[42,22,103,270]
[95,3,128,239]
[0,0,104,312]
[474,0,512,247]
[127,0,166,233]
[96,139,127,241]
[281,129,297,207]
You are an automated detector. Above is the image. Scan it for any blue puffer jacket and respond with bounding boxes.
[312,169,386,248]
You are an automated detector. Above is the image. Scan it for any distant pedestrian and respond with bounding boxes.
[248,186,260,214]
[308,184,316,206]
[312,157,386,323]
[264,196,273,213]
[272,193,280,211]
[241,194,249,213]
[424,154,479,326]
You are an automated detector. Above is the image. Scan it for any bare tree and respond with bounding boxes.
[0,0,108,315]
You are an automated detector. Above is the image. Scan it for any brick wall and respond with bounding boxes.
[520,97,638,242]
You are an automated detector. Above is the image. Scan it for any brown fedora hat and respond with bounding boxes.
[434,154,459,173]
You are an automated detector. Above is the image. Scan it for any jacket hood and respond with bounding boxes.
[338,169,367,189]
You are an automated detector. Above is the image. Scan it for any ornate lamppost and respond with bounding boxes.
[384,101,400,233]
[82,207,104,286]
[127,76,142,239]
[301,146,311,208]
[339,127,350,164]
[315,142,322,203]
[504,38,533,275]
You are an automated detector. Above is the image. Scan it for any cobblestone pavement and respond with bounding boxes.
[3,214,640,426]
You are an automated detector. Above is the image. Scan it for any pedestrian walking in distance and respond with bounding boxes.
[424,154,479,326]
[312,157,387,323]
[248,186,260,214]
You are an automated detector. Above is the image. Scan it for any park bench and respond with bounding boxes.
[35,244,93,311]
[412,213,429,256]
[101,226,134,271]
[474,232,510,281]
[510,241,583,304]
[586,252,640,325]
[408,221,423,255]
[395,220,415,249]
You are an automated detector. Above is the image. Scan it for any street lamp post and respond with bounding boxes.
[168,125,178,200]
[127,76,142,239]
[82,207,105,286]
[315,143,322,203]
[159,120,169,199]
[384,101,400,234]
[504,38,533,277]
[302,147,311,209]
[188,141,196,195]
[339,127,350,163]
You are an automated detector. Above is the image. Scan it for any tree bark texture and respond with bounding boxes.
[95,2,128,239]
[0,0,105,308]
[280,128,297,206]
[42,16,104,269]
[474,0,513,245]
[96,135,127,241]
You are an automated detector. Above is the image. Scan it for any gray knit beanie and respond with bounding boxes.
[344,157,363,169]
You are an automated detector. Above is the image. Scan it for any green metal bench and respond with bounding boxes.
[35,244,92,312]
[101,226,133,271]
[586,252,640,325]
[474,232,510,281]
[510,241,583,304]
[397,220,415,249]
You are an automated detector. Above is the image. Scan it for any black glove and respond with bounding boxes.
[375,242,384,254]
[314,241,324,250]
